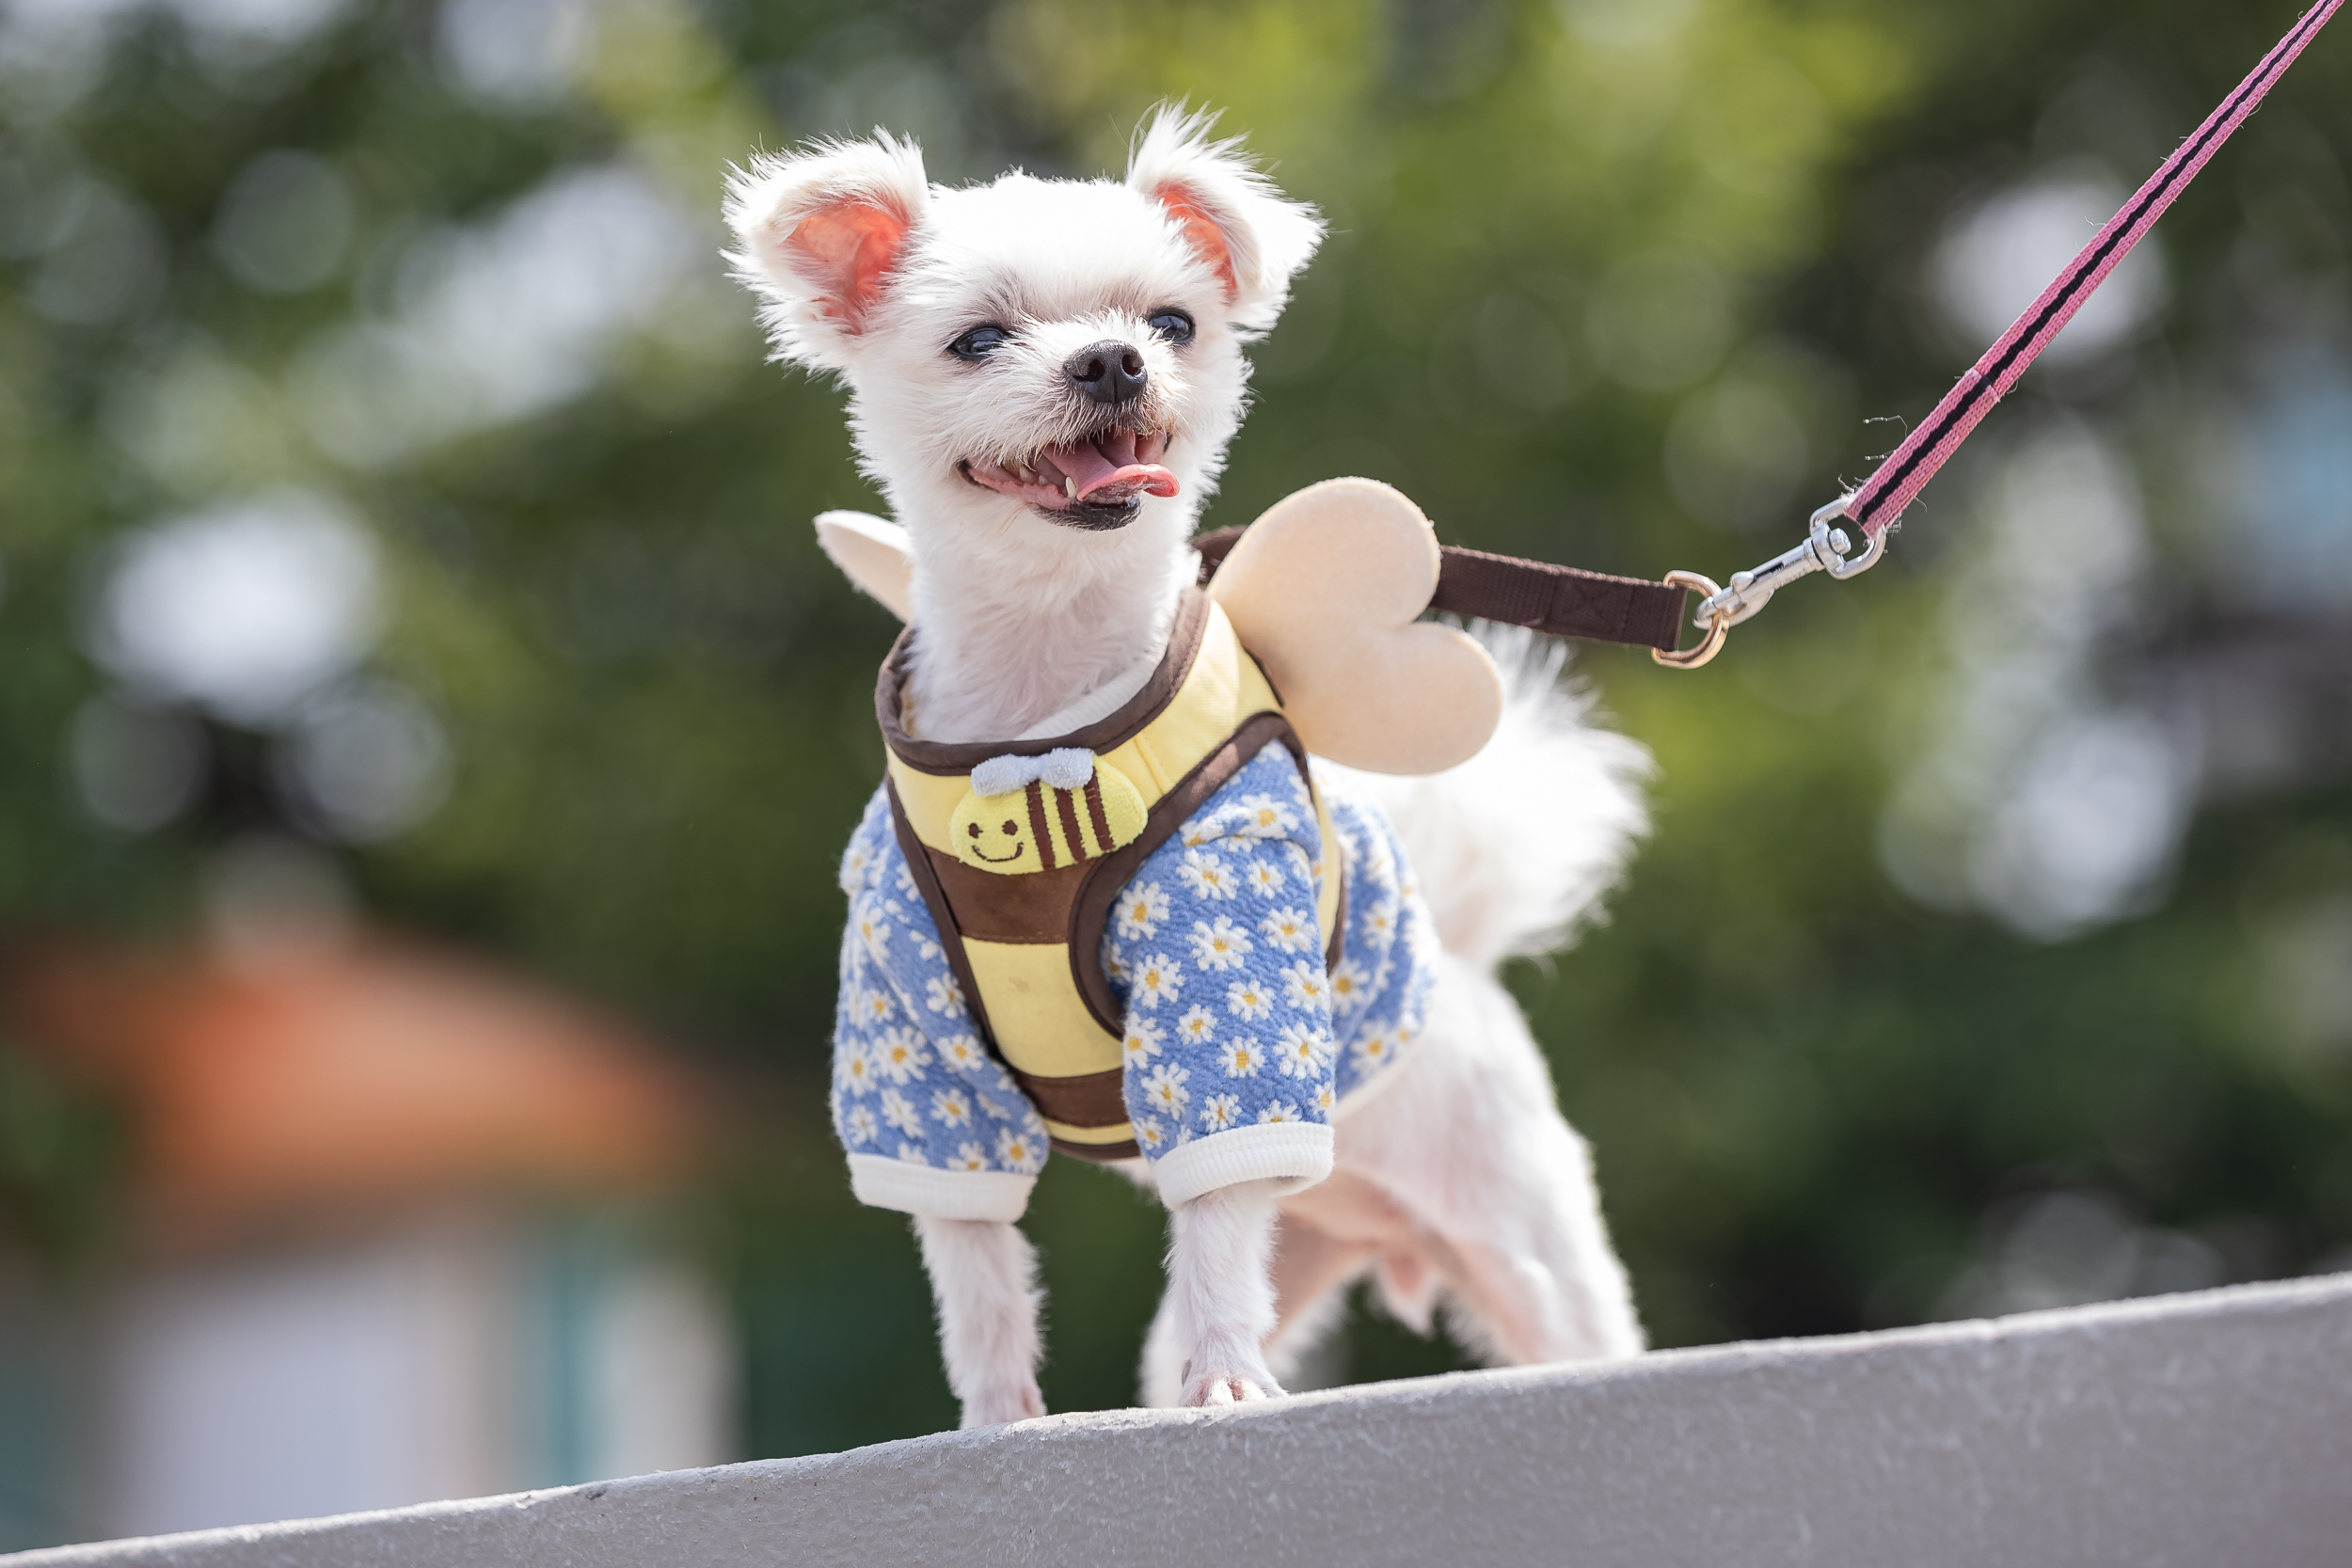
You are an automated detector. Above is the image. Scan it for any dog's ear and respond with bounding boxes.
[1126,106,1323,335]
[725,134,929,369]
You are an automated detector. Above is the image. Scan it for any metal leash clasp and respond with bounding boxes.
[1653,497,1888,670]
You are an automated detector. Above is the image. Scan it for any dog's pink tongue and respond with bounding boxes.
[1041,437,1179,501]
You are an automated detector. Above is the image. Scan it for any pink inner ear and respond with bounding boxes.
[787,198,912,327]
[1152,182,1238,299]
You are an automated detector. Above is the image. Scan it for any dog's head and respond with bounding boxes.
[725,109,1321,542]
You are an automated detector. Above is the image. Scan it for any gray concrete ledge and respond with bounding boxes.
[15,1274,2352,1568]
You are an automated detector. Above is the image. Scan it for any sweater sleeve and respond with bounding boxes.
[1101,746,1339,1208]
[830,788,1051,1221]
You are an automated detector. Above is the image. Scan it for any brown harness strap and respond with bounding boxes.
[1190,528,1692,654]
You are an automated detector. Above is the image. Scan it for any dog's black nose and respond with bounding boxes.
[1065,340,1148,404]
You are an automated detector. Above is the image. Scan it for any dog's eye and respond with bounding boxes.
[1147,309,1196,345]
[948,325,1010,361]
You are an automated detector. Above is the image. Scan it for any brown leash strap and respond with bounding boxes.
[1190,529,1692,655]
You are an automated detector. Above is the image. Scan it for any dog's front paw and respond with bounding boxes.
[1180,1361,1284,1407]
[961,1379,1046,1429]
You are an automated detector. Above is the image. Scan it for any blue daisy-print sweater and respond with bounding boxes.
[830,746,1436,1219]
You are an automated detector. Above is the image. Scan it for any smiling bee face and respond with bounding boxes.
[954,791,1039,869]
[950,761,1147,876]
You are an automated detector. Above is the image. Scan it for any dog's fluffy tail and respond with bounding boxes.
[1325,626,1652,973]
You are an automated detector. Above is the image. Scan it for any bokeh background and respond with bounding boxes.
[2,0,2349,1547]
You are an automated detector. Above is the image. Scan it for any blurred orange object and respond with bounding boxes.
[7,933,706,1244]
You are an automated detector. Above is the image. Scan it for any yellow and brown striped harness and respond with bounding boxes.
[878,589,1343,1160]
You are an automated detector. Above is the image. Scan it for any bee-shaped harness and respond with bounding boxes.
[879,589,1345,1160]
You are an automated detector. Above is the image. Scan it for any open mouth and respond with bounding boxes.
[960,428,1178,527]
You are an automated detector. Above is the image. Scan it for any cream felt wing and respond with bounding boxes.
[814,510,914,620]
[1208,477,1503,775]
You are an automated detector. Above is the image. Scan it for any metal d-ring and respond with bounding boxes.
[1651,570,1731,670]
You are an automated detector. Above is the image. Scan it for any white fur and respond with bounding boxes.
[728,108,1647,1424]
[914,1216,1046,1427]
[728,107,1321,742]
[1159,1179,1288,1406]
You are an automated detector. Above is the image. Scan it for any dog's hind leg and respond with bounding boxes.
[1262,1212,1375,1391]
[914,1216,1047,1427]
[1138,1281,1186,1408]
[1335,955,1644,1366]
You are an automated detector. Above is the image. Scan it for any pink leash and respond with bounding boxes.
[1658,0,2344,669]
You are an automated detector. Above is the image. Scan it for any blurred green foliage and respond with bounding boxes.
[0,1045,125,1264]
[2,0,2350,1465]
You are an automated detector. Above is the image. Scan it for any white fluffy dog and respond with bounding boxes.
[727,109,1649,1423]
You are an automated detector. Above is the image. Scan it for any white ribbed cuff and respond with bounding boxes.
[1151,1121,1334,1210]
[848,1155,1036,1222]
